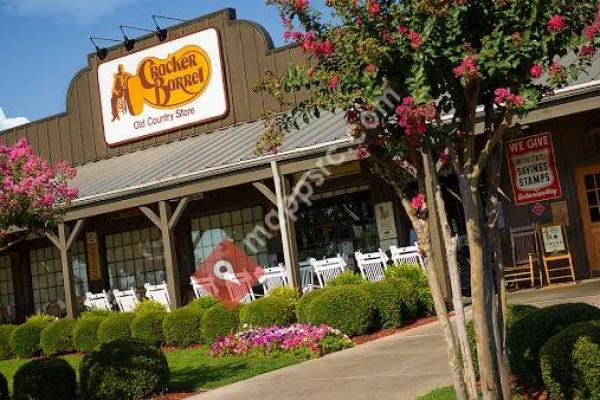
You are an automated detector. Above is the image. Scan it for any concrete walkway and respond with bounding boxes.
[507,278,600,307]
[188,321,451,400]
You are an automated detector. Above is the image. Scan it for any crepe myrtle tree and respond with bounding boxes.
[256,0,600,399]
[0,138,77,249]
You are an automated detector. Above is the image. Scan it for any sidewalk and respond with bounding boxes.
[187,320,451,400]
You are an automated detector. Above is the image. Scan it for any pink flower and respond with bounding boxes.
[547,15,565,33]
[367,0,381,15]
[365,64,378,74]
[408,30,422,49]
[580,45,597,58]
[411,194,425,211]
[397,25,409,34]
[453,55,479,81]
[328,74,340,89]
[293,0,310,10]
[494,87,525,108]
[529,64,543,79]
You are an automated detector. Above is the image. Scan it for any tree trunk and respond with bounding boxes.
[396,193,468,400]
[425,152,478,400]
[459,174,501,400]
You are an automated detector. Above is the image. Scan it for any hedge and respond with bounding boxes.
[184,297,219,312]
[267,287,300,306]
[296,289,326,323]
[74,317,105,353]
[13,358,77,400]
[97,313,135,344]
[0,325,16,360]
[239,296,297,328]
[131,311,167,345]
[163,308,203,347]
[540,320,600,400]
[80,339,169,400]
[360,277,419,329]
[40,318,77,356]
[0,372,7,400]
[507,302,600,388]
[304,286,374,336]
[134,300,167,313]
[385,263,434,316]
[326,271,365,287]
[10,320,51,358]
[200,304,240,344]
[572,334,600,400]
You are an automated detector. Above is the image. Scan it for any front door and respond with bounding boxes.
[575,164,600,275]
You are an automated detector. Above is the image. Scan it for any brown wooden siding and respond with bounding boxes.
[0,9,308,166]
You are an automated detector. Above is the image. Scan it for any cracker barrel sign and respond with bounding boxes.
[98,28,228,145]
[506,132,562,206]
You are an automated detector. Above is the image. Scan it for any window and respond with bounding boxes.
[296,186,378,261]
[105,227,164,290]
[0,255,15,322]
[30,244,86,314]
[190,206,270,269]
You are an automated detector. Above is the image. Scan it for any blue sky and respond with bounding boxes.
[0,0,326,127]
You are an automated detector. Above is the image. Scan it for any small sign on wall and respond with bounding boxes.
[375,202,398,247]
[86,232,103,282]
[551,201,570,226]
[506,132,562,206]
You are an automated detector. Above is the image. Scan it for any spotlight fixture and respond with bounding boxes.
[121,24,166,42]
[152,15,189,41]
[89,36,121,60]
[119,26,136,51]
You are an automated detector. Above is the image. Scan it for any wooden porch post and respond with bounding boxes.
[46,219,85,318]
[140,197,189,309]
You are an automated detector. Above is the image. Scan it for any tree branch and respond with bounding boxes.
[473,113,513,179]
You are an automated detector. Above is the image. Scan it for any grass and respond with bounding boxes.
[417,386,456,400]
[0,346,304,393]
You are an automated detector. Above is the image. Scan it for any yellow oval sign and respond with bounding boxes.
[132,45,212,109]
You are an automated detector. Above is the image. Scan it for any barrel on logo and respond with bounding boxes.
[126,76,144,116]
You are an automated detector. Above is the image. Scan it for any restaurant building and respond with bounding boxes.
[0,9,599,321]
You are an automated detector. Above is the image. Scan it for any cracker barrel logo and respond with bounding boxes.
[111,45,212,121]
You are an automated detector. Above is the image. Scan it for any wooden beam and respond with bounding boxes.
[159,201,182,309]
[287,171,311,208]
[57,223,77,318]
[168,197,189,231]
[66,219,85,250]
[45,231,60,249]
[139,206,161,229]
[252,182,277,206]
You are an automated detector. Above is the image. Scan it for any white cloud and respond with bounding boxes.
[1,0,142,24]
[0,107,29,131]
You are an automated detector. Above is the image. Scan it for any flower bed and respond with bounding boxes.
[209,323,353,358]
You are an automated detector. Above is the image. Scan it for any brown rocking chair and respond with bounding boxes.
[505,224,541,289]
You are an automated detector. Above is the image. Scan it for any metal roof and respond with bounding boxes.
[71,111,351,204]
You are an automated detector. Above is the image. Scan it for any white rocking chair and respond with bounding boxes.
[190,275,218,299]
[311,255,347,287]
[299,260,316,293]
[355,249,390,282]
[113,288,139,312]
[389,245,425,268]
[260,264,288,295]
[83,290,113,311]
[144,282,171,311]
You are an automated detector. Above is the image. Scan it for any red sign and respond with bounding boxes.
[193,240,263,307]
[506,132,562,206]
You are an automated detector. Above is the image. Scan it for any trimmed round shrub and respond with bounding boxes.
[240,296,297,328]
[74,316,105,353]
[386,263,433,316]
[97,313,135,344]
[185,296,219,312]
[267,287,300,306]
[0,372,6,400]
[13,358,77,400]
[360,277,419,329]
[25,313,55,325]
[200,304,240,344]
[163,308,203,347]
[40,318,77,356]
[131,311,167,345]
[0,325,16,360]
[572,335,600,400]
[80,339,169,400]
[10,320,51,358]
[326,271,365,287]
[507,302,600,388]
[540,320,600,399]
[81,309,115,319]
[134,300,167,313]
[305,286,374,336]
[296,289,327,323]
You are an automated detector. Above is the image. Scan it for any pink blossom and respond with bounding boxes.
[411,194,425,211]
[365,64,378,74]
[293,0,310,10]
[529,64,543,78]
[453,55,479,81]
[328,74,340,89]
[494,87,524,108]
[580,45,597,58]
[367,0,381,15]
[408,30,422,49]
[547,15,566,33]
